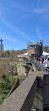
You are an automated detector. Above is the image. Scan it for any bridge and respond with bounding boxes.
[0,60,49,111]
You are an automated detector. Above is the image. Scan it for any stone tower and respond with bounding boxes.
[0,39,4,51]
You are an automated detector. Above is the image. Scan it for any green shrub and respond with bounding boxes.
[0,81,6,89]
[0,74,16,104]
[0,98,3,104]
[3,90,10,94]
[2,74,6,79]
[1,94,6,100]
[0,93,6,104]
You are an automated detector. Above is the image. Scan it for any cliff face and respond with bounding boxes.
[17,57,33,76]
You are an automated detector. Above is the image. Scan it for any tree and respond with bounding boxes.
[43,45,49,53]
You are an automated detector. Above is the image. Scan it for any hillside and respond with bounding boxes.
[43,45,49,53]
[0,53,19,104]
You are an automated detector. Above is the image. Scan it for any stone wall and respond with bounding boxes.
[43,75,49,110]
[0,72,37,111]
[0,71,47,111]
[35,45,42,58]
[27,48,35,55]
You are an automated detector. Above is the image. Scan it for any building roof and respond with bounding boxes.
[27,42,41,47]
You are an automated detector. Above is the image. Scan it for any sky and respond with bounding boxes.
[0,0,49,50]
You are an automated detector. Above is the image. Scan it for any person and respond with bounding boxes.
[45,58,49,69]
[41,57,44,65]
[38,58,40,63]
[44,58,47,63]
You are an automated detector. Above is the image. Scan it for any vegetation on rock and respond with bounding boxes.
[0,74,16,104]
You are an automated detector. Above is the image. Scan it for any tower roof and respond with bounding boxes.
[27,42,41,47]
[0,39,3,42]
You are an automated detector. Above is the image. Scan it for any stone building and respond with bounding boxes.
[27,40,43,58]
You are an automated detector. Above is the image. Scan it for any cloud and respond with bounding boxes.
[22,8,48,19]
[36,26,42,40]
[9,2,49,20]
[32,7,48,14]
[11,2,48,14]
[22,13,31,18]
[0,14,32,43]
[0,3,32,43]
[11,3,32,13]
[0,4,31,42]
[0,32,19,43]
[11,3,22,10]
[0,32,29,50]
[0,3,8,13]
[22,7,49,20]
[0,14,31,42]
